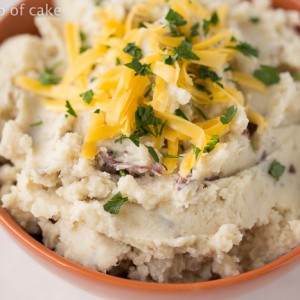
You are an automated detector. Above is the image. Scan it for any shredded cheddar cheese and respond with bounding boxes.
[15,0,268,178]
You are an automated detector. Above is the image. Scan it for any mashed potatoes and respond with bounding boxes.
[1,0,300,283]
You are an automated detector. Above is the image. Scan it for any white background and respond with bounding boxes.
[1,1,300,299]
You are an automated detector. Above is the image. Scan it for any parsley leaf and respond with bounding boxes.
[194,106,208,120]
[220,106,238,124]
[80,90,94,104]
[39,67,61,86]
[228,42,259,58]
[203,135,220,153]
[65,101,77,117]
[80,31,87,43]
[173,40,200,61]
[191,22,200,37]
[195,84,212,95]
[123,42,143,60]
[119,170,126,177]
[268,160,286,181]
[30,120,43,127]
[94,109,101,114]
[292,73,300,81]
[203,12,219,36]
[175,108,189,120]
[253,65,280,86]
[199,66,222,83]
[146,146,160,162]
[95,0,103,6]
[103,192,128,215]
[116,57,121,66]
[79,45,90,54]
[161,54,178,65]
[125,58,153,76]
[162,153,181,159]
[192,145,201,159]
[250,17,260,24]
[165,8,187,26]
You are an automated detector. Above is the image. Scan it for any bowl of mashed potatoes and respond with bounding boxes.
[1,0,300,298]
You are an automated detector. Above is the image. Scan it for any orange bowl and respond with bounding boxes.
[1,0,300,299]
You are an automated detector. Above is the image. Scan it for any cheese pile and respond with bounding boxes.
[15,0,267,178]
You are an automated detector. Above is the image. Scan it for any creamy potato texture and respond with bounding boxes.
[1,0,300,283]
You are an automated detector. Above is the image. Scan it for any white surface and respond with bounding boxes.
[1,0,300,299]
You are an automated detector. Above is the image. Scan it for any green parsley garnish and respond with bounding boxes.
[161,54,178,65]
[253,65,280,86]
[220,106,238,124]
[39,67,61,86]
[191,22,200,37]
[250,17,260,24]
[203,12,219,36]
[144,83,156,97]
[119,170,126,177]
[79,45,90,54]
[90,77,97,83]
[125,59,153,76]
[95,0,103,6]
[199,66,222,83]
[292,73,300,81]
[162,153,181,159]
[195,83,212,95]
[30,120,43,127]
[116,57,121,66]
[80,31,87,43]
[175,108,189,120]
[103,192,128,215]
[65,101,77,117]
[203,135,220,153]
[173,40,200,61]
[194,106,208,120]
[94,109,101,114]
[268,160,286,181]
[228,42,259,58]
[146,146,160,162]
[165,9,187,26]
[80,90,94,104]
[123,42,143,60]
[192,145,201,159]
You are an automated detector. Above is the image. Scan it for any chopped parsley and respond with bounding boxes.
[191,22,200,37]
[165,9,187,26]
[199,66,222,83]
[39,67,61,86]
[203,135,220,153]
[253,65,280,86]
[95,0,103,6]
[79,45,90,54]
[144,83,156,97]
[103,192,128,215]
[162,153,181,159]
[125,59,153,76]
[195,83,212,95]
[80,31,87,43]
[123,42,143,60]
[65,101,77,117]
[119,170,126,177]
[268,160,286,181]
[292,73,300,81]
[134,105,166,137]
[173,40,200,61]
[192,145,201,159]
[30,120,43,127]
[94,109,101,114]
[80,89,94,104]
[220,106,238,124]
[161,54,178,65]
[228,42,259,58]
[250,17,260,24]
[175,108,189,120]
[116,57,121,66]
[146,146,160,162]
[203,12,219,36]
[194,106,208,120]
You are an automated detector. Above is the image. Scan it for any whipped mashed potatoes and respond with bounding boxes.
[1,0,300,283]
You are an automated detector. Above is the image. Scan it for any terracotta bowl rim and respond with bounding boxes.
[1,0,300,294]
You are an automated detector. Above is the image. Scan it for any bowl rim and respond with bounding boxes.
[1,206,300,292]
[1,0,300,293]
